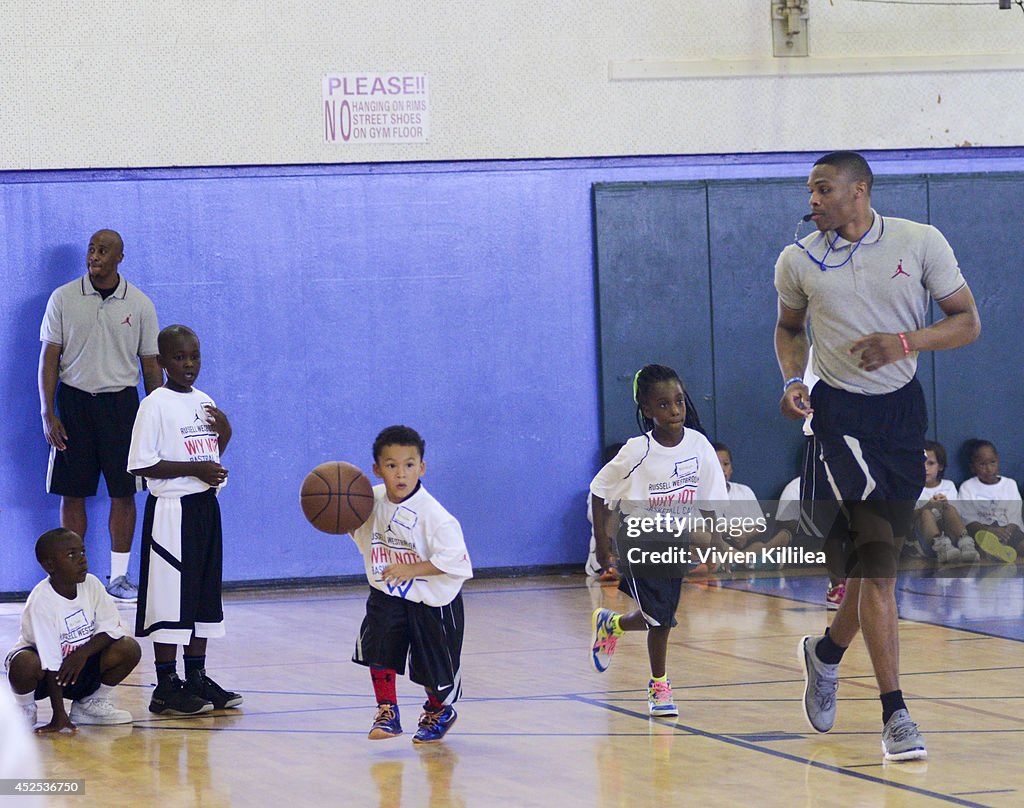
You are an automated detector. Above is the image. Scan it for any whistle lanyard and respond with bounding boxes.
[793,215,883,272]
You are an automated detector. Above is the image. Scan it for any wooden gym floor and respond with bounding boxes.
[2,567,1022,807]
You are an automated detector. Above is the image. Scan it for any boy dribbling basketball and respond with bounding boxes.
[347,425,472,744]
[127,324,241,716]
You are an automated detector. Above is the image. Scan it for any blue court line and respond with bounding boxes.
[571,694,988,807]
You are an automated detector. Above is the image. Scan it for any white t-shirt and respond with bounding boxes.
[351,484,473,607]
[6,574,125,673]
[590,429,728,518]
[957,476,1024,530]
[776,476,801,523]
[128,386,221,498]
[915,478,958,509]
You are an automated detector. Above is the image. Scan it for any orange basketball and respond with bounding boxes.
[300,461,374,534]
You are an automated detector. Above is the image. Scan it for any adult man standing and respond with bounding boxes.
[39,229,162,602]
[774,152,980,762]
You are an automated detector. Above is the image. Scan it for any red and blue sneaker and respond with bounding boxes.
[368,703,403,740]
[412,705,457,744]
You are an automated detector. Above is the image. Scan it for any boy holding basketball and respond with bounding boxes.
[127,324,242,716]
[348,425,472,744]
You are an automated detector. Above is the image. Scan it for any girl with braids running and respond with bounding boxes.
[588,364,728,716]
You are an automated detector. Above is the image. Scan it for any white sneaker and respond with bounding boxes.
[20,701,38,727]
[957,536,981,563]
[69,697,133,725]
[932,536,961,564]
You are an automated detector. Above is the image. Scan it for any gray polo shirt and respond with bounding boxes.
[775,211,966,396]
[40,274,159,394]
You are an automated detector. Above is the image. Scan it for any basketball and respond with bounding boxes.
[300,461,375,534]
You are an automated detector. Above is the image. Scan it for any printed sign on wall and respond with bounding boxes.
[323,72,429,144]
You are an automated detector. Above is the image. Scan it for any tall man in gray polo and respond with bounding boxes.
[39,229,162,601]
[774,152,980,762]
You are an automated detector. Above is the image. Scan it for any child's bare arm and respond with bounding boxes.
[35,671,75,734]
[591,494,616,570]
[203,404,232,453]
[381,560,442,585]
[131,460,228,488]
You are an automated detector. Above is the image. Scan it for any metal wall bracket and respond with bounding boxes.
[771,0,809,57]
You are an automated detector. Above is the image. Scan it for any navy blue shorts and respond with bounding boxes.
[810,378,926,576]
[353,588,464,704]
[47,384,143,499]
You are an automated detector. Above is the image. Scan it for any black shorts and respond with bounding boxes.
[800,434,852,578]
[811,378,926,576]
[17,648,104,702]
[136,489,224,644]
[353,588,464,704]
[613,520,682,627]
[617,574,681,628]
[47,384,143,499]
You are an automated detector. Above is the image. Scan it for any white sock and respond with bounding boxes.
[13,689,35,706]
[93,683,116,701]
[110,552,130,580]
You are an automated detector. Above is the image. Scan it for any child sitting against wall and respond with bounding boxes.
[913,440,979,565]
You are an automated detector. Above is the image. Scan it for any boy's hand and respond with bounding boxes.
[194,461,229,487]
[36,713,76,734]
[381,563,417,585]
[930,493,947,503]
[203,404,232,439]
[57,650,89,687]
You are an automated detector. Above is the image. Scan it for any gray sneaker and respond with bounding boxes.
[106,575,139,602]
[957,536,981,564]
[882,708,927,761]
[799,635,839,733]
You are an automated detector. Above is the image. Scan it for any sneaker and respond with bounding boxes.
[20,701,37,727]
[882,708,927,761]
[591,608,619,673]
[799,635,839,733]
[184,670,243,709]
[957,536,981,564]
[412,705,457,744]
[368,703,403,740]
[105,575,139,602]
[975,530,1017,564]
[825,582,846,611]
[149,676,215,716]
[932,535,961,565]
[598,564,621,583]
[69,697,133,725]
[648,679,679,717]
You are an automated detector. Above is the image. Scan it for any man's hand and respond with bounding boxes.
[780,381,813,420]
[850,333,906,372]
[42,412,68,451]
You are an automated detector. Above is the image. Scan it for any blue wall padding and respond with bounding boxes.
[2,151,1023,593]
